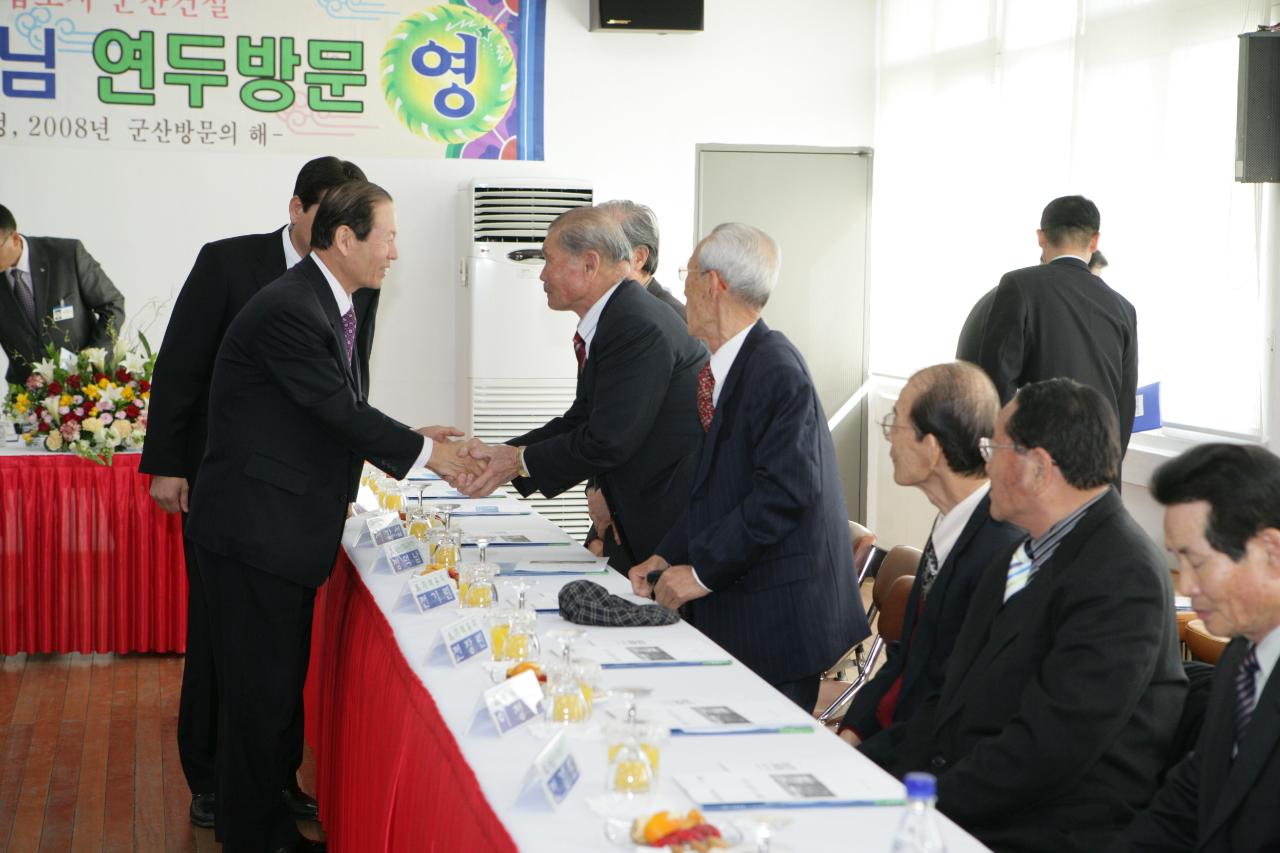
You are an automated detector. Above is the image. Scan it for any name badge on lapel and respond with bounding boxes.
[52,302,74,322]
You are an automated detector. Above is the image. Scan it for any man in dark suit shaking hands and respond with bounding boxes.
[141,156,367,830]
[956,195,1139,456]
[838,362,1022,753]
[460,206,705,572]
[185,181,475,853]
[1116,443,1280,852]
[628,223,870,711]
[879,378,1185,853]
[0,204,126,385]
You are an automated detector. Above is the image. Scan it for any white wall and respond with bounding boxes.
[3,0,877,429]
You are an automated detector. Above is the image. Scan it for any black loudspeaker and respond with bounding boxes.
[1237,31,1280,182]
[590,0,703,33]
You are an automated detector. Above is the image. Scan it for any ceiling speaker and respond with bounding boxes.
[590,0,704,33]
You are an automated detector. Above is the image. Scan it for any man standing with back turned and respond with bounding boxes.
[956,195,1139,456]
[141,156,369,829]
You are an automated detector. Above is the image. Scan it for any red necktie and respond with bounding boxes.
[697,362,715,432]
[573,332,586,372]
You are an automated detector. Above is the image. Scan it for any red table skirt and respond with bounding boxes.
[304,552,517,853]
[0,452,187,654]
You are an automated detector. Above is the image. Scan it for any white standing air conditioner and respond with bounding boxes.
[458,179,593,538]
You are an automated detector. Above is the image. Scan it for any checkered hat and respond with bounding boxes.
[558,580,681,627]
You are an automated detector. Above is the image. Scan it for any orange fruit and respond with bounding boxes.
[643,810,680,844]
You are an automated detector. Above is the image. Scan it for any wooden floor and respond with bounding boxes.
[0,653,316,853]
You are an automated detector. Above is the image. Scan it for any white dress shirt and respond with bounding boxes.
[927,480,991,569]
[282,224,303,269]
[311,254,432,471]
[1253,624,1280,707]
[575,279,625,360]
[8,234,31,293]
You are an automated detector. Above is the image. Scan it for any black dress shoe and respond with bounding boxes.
[283,784,320,820]
[189,792,216,828]
[272,836,327,853]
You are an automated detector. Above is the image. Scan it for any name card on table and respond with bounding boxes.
[381,537,426,574]
[469,669,543,737]
[403,570,457,613]
[427,615,488,667]
[355,512,405,547]
[517,729,581,810]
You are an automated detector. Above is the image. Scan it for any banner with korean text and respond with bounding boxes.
[0,0,544,159]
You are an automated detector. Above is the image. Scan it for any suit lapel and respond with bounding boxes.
[691,321,768,493]
[259,228,289,287]
[25,238,50,334]
[1202,639,1280,840]
[299,258,359,392]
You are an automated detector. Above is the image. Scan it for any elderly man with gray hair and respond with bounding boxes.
[630,223,870,710]
[462,206,706,573]
[597,199,685,320]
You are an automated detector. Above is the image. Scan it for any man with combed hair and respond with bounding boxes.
[629,223,870,710]
[876,377,1185,852]
[956,195,1139,456]
[460,206,706,572]
[838,362,1022,753]
[598,199,684,319]
[141,155,374,829]
[1114,443,1280,852]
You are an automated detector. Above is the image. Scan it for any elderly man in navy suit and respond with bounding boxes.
[629,222,869,711]
[838,361,1022,753]
[1115,443,1280,852]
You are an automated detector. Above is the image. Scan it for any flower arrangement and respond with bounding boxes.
[3,340,155,465]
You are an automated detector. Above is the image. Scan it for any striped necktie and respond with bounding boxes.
[1235,645,1261,754]
[573,332,586,372]
[10,268,37,332]
[1002,541,1034,603]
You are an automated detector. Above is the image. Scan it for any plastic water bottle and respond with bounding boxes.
[890,772,947,852]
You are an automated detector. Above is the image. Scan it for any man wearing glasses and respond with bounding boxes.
[837,362,1022,755]
[873,378,1185,852]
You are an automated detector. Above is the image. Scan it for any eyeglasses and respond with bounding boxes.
[978,437,1027,462]
[678,266,705,282]
[877,411,916,440]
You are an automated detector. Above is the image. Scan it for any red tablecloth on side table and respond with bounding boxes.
[304,551,517,853]
[0,452,187,654]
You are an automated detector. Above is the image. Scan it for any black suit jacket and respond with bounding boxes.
[510,280,705,567]
[645,278,685,320]
[185,257,421,588]
[956,257,1138,454]
[1115,636,1280,853]
[882,489,1186,853]
[655,321,871,686]
[849,493,1022,754]
[0,235,126,384]
[140,228,379,487]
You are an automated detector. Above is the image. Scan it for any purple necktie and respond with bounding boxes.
[1235,645,1261,752]
[341,307,356,364]
[10,269,37,332]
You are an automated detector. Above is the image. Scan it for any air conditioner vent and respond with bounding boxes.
[471,185,593,243]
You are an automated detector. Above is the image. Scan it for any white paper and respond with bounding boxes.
[581,637,732,668]
[675,760,903,808]
[508,558,609,575]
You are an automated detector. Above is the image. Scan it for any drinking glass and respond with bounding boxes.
[543,628,590,725]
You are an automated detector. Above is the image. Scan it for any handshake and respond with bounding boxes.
[414,426,529,497]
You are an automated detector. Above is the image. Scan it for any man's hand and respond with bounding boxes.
[425,437,485,480]
[457,441,523,496]
[628,554,670,598]
[654,565,711,610]
[417,424,465,443]
[149,475,190,514]
[837,729,861,747]
[586,538,606,557]
[587,486,621,547]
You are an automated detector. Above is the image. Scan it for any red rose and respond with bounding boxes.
[63,411,80,424]
[115,367,131,383]
[67,375,82,389]
[47,380,62,395]
[37,422,50,433]
[93,372,107,384]
[125,405,141,419]
[139,379,151,392]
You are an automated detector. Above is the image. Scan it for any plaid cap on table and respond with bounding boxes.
[558,580,681,627]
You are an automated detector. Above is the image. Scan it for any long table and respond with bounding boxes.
[0,445,187,654]
[304,489,989,851]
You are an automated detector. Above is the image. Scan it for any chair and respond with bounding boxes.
[815,544,923,723]
[1184,619,1229,664]
[1176,609,1197,660]
[1160,660,1216,784]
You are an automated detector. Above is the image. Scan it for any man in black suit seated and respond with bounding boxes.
[1115,443,1280,852]
[0,203,126,384]
[837,361,1022,754]
[459,206,706,573]
[956,195,1138,456]
[876,378,1185,853]
[141,156,370,829]
[582,199,686,558]
[628,223,870,711]
[184,181,476,853]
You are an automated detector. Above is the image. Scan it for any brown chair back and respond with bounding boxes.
[1184,619,1229,665]
[872,546,922,611]
[878,575,916,644]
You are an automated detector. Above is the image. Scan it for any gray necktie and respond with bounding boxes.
[9,269,37,332]
[919,535,940,598]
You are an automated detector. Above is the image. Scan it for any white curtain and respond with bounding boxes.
[870,0,1270,436]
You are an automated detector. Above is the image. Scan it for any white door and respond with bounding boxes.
[696,146,872,519]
